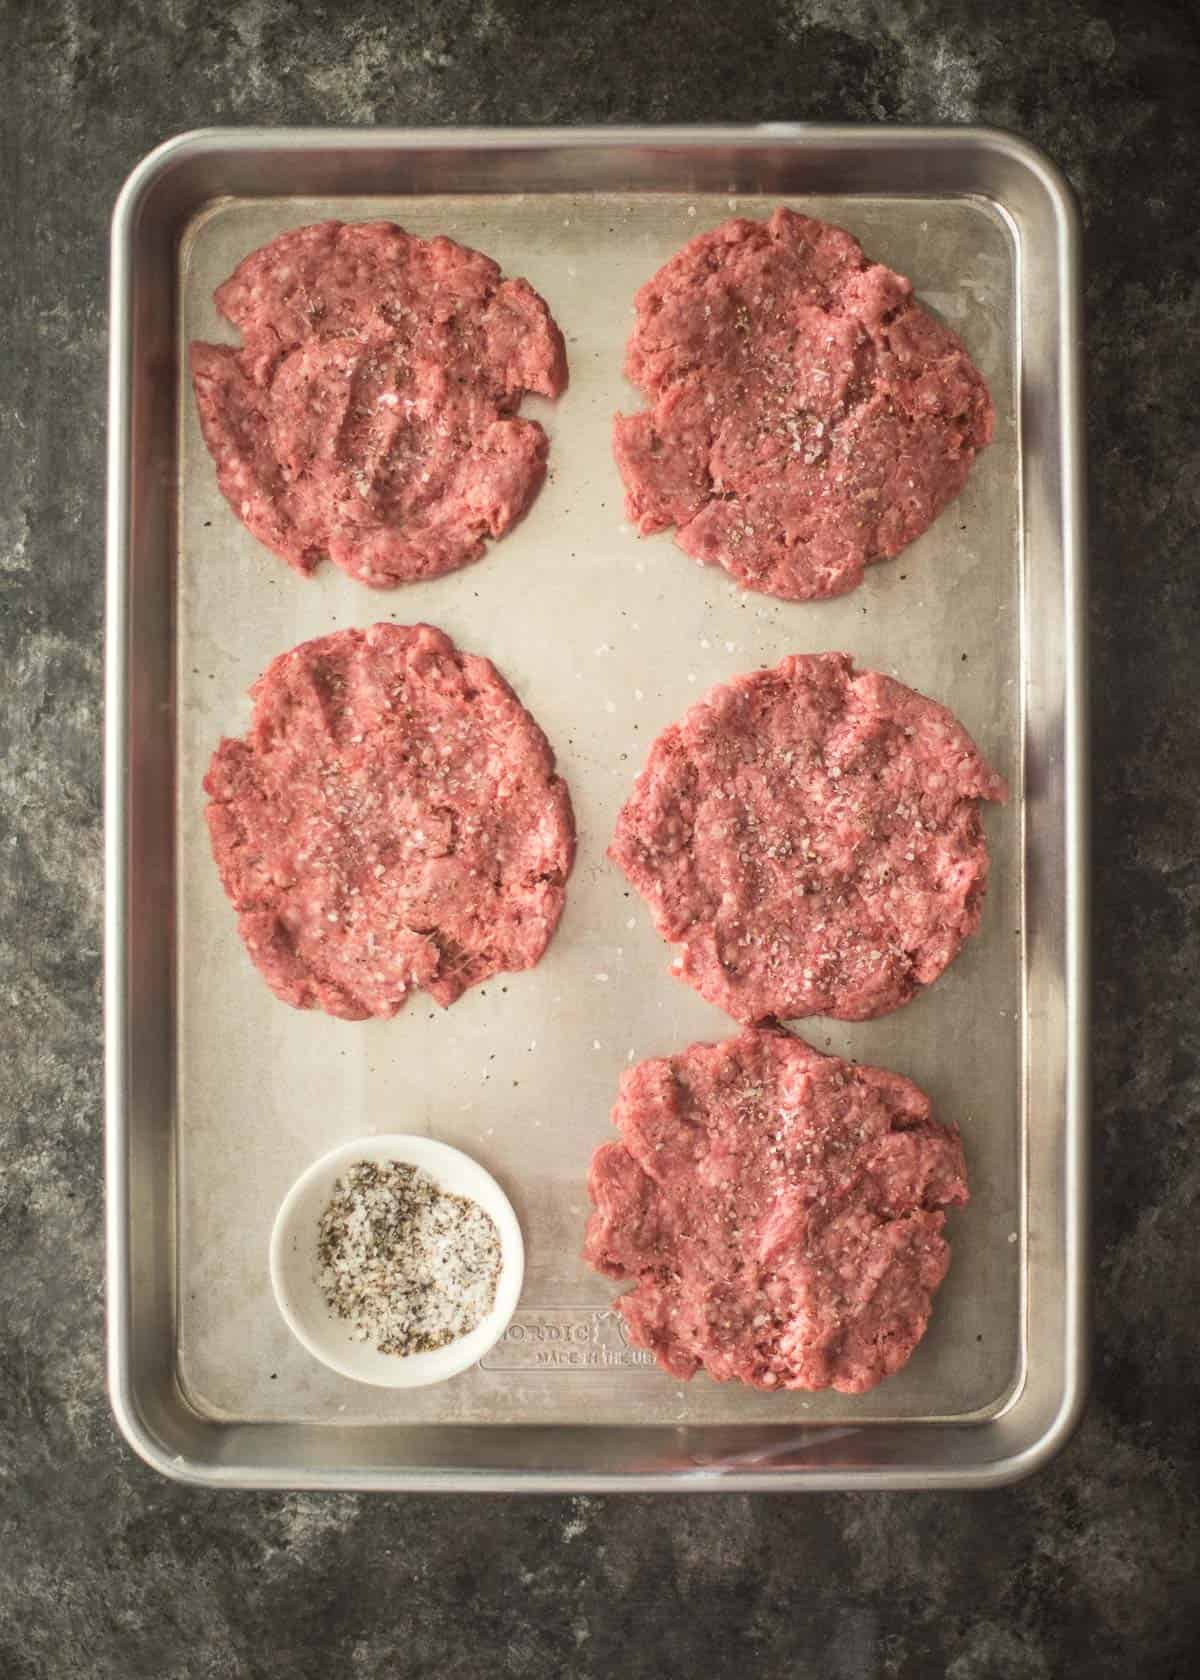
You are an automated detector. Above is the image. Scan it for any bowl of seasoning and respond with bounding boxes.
[269,1135,523,1388]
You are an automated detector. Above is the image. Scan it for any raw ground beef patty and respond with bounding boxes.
[614,207,994,600]
[611,652,1007,1023]
[585,1027,968,1393]
[204,624,575,1020]
[191,220,567,586]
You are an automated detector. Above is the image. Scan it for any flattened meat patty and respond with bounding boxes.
[191,221,567,586]
[205,624,575,1020]
[611,652,1006,1023]
[585,1027,969,1394]
[614,208,993,600]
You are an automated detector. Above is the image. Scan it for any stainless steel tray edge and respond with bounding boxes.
[106,124,1088,1491]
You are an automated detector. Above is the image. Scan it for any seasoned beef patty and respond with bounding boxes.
[191,221,566,586]
[585,1027,968,1394]
[205,623,574,1020]
[614,208,993,600]
[611,652,1006,1023]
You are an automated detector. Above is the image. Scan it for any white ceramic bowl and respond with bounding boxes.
[269,1134,524,1389]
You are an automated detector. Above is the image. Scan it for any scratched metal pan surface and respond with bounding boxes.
[106,127,1087,1490]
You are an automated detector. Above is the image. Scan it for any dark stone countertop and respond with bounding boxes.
[1,1,1197,1675]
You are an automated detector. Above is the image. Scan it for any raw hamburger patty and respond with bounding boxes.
[611,652,1007,1023]
[585,1027,968,1394]
[191,221,567,586]
[614,208,994,600]
[204,624,575,1020]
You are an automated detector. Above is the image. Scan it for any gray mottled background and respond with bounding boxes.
[1,1,1198,1675]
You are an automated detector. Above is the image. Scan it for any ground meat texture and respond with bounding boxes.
[584,1027,968,1394]
[614,208,993,601]
[611,652,1007,1023]
[191,221,567,586]
[204,624,575,1021]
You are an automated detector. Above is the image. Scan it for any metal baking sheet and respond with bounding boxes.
[107,127,1087,1490]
